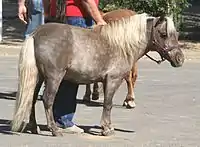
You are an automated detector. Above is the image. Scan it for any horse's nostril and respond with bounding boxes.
[176,54,181,62]
[175,52,184,63]
[171,51,184,67]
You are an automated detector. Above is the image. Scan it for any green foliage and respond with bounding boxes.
[100,0,190,15]
[99,0,191,30]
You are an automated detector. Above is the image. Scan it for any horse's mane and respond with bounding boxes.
[165,17,176,37]
[100,13,150,59]
[99,13,176,60]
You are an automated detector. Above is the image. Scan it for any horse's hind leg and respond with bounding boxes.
[123,64,137,109]
[92,82,99,100]
[83,84,91,102]
[101,77,123,136]
[27,75,43,134]
[42,71,65,136]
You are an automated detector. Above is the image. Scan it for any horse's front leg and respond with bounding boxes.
[123,64,138,109]
[92,82,99,100]
[26,75,43,134]
[101,77,123,136]
[83,84,91,102]
[42,71,65,136]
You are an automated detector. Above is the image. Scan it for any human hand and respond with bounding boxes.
[18,3,27,24]
[96,20,107,26]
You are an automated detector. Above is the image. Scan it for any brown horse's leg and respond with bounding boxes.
[92,82,99,100]
[132,64,138,92]
[26,75,43,134]
[123,64,138,109]
[83,84,91,102]
[101,77,123,136]
[42,71,65,136]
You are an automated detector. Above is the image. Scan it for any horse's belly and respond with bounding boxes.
[63,60,106,84]
[63,69,103,84]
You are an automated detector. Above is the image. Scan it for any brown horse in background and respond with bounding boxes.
[83,9,138,109]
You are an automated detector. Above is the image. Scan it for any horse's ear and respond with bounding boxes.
[159,15,165,22]
[154,14,166,27]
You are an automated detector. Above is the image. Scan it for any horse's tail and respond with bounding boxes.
[11,35,38,132]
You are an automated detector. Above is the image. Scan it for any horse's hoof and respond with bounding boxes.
[101,128,115,136]
[123,100,136,109]
[123,101,128,106]
[92,93,99,100]
[52,131,63,137]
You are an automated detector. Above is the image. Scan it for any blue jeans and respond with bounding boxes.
[53,16,94,128]
[66,16,94,28]
[25,9,44,38]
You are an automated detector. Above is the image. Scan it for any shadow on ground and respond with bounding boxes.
[0,91,124,110]
[0,118,134,136]
[0,92,17,100]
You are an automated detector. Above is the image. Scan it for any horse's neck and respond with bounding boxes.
[92,16,154,66]
[135,18,155,61]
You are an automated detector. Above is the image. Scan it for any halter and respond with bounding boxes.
[145,53,164,64]
[145,17,179,64]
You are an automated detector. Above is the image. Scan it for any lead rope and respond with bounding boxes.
[145,53,165,64]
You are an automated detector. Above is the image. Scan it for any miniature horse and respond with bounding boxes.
[12,13,184,137]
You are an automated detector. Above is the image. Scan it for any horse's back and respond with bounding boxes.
[32,23,96,51]
[33,23,78,38]
[103,9,136,23]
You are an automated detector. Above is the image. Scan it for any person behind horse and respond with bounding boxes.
[50,0,107,133]
[18,0,45,38]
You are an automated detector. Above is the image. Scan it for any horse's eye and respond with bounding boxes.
[158,30,167,38]
[160,33,167,38]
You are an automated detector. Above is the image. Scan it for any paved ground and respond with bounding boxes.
[0,56,199,147]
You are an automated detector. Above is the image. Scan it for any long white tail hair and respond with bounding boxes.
[11,35,38,132]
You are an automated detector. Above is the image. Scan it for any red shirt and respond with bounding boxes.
[50,0,99,17]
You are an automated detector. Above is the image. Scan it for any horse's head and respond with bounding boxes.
[148,16,184,67]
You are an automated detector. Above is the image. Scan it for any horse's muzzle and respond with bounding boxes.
[167,48,184,67]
